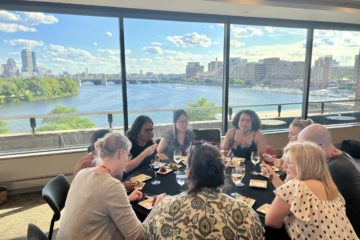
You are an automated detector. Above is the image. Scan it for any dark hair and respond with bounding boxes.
[173,109,189,146]
[187,143,224,193]
[232,109,261,131]
[87,129,111,153]
[126,115,154,143]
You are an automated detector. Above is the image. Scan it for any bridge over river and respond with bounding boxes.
[78,78,161,85]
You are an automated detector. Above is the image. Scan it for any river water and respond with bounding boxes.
[0,83,310,133]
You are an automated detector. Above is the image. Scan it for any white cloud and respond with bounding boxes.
[0,10,21,21]
[231,26,263,38]
[151,42,162,46]
[230,39,245,48]
[6,38,44,48]
[0,23,37,33]
[98,48,119,55]
[143,46,163,54]
[125,49,132,55]
[264,27,275,34]
[22,12,58,25]
[46,44,95,61]
[93,42,98,46]
[167,32,212,48]
[106,32,112,37]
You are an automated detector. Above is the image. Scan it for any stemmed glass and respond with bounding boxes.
[251,151,260,175]
[173,148,182,165]
[231,163,246,197]
[151,158,161,185]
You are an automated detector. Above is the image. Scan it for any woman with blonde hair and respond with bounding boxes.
[58,132,164,240]
[265,141,358,240]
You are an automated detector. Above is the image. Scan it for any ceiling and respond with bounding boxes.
[29,0,360,25]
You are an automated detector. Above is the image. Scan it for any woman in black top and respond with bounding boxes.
[125,115,157,173]
[223,109,266,160]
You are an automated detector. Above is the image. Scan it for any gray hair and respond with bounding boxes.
[95,132,131,159]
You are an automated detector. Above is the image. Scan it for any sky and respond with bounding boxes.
[0,9,359,75]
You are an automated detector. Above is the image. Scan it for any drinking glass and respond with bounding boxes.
[251,151,260,175]
[175,170,187,187]
[173,148,182,164]
[231,164,245,197]
[151,158,161,185]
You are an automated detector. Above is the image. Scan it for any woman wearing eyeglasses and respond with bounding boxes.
[157,109,194,160]
[265,141,357,240]
[125,115,158,174]
[58,132,164,240]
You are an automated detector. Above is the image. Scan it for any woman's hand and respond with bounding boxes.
[144,144,157,157]
[128,189,143,202]
[260,162,275,177]
[123,180,136,193]
[153,193,166,206]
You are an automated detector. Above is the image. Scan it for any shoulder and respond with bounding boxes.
[276,179,302,202]
[225,128,236,136]
[254,130,265,139]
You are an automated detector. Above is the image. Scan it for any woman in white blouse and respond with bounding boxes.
[265,141,358,240]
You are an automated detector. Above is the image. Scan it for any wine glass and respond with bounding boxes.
[151,158,161,185]
[231,164,246,197]
[173,148,182,165]
[175,170,187,187]
[251,151,260,175]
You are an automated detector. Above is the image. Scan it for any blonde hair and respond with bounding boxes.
[95,132,131,159]
[283,141,339,200]
[290,118,313,130]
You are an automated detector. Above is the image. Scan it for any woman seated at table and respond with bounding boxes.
[58,132,164,240]
[144,143,264,239]
[223,109,266,160]
[157,109,194,160]
[264,118,313,169]
[265,141,358,240]
[125,115,157,173]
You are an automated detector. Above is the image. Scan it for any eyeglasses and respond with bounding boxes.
[177,120,189,125]
[128,153,133,160]
[283,158,293,166]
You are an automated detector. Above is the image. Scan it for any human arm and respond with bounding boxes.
[128,189,144,202]
[222,128,235,152]
[260,163,284,188]
[125,143,158,172]
[73,154,95,177]
[265,196,291,229]
[107,182,144,240]
[255,131,267,161]
[156,138,169,160]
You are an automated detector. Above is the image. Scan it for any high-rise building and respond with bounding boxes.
[208,58,223,82]
[21,48,37,74]
[312,55,332,89]
[186,62,204,78]
[2,58,19,78]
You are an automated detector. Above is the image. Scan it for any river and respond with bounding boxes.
[0,83,324,133]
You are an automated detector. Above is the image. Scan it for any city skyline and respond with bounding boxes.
[0,10,360,75]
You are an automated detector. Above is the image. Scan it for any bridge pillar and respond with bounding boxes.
[101,79,108,85]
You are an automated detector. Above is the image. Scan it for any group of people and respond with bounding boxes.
[56,108,360,240]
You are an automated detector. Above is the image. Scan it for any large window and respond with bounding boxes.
[0,10,121,153]
[309,29,360,125]
[229,25,307,130]
[124,19,224,134]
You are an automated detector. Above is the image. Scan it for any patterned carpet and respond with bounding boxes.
[0,192,59,240]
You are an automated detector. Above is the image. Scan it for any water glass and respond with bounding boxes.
[231,164,246,197]
[251,151,260,175]
[151,158,161,185]
[175,170,187,187]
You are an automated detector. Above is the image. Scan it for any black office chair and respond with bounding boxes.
[193,128,221,145]
[42,174,70,240]
[27,223,48,240]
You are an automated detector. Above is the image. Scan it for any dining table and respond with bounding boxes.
[125,156,290,240]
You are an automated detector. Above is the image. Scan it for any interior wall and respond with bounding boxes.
[0,124,359,194]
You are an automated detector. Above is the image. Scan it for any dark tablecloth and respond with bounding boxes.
[126,158,290,240]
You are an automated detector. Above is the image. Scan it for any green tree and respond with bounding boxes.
[0,121,8,134]
[187,97,219,121]
[38,105,95,131]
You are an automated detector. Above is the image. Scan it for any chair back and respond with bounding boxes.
[193,128,221,145]
[42,174,70,239]
[27,223,48,240]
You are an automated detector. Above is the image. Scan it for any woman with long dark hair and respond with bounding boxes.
[157,109,194,160]
[125,115,157,173]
